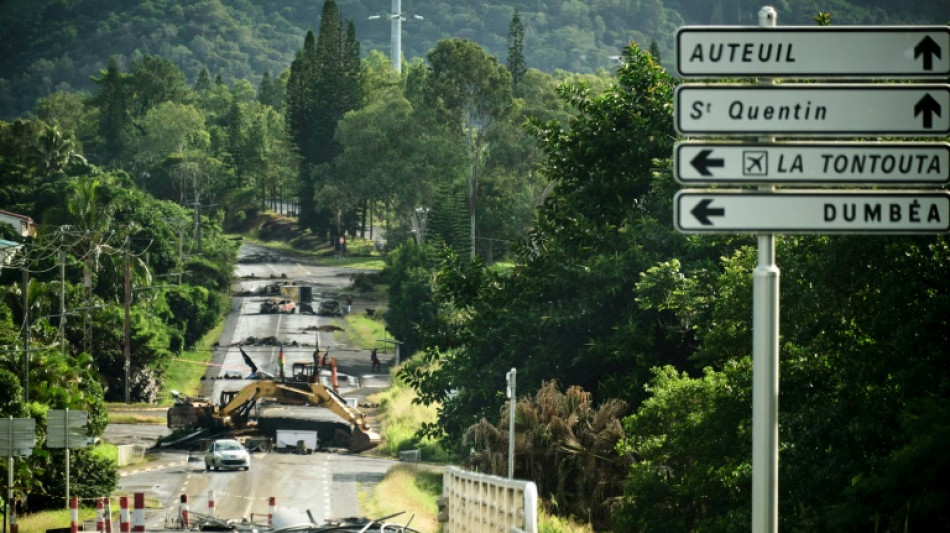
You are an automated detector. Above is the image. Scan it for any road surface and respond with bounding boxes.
[114,244,400,529]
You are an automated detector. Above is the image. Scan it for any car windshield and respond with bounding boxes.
[215,442,242,451]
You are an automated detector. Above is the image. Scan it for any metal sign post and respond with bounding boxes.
[752,10,779,533]
[1,417,36,533]
[506,368,516,479]
[674,10,950,530]
[47,409,89,508]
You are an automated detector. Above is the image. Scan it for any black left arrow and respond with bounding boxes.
[690,149,725,176]
[914,36,942,71]
[915,93,942,129]
[691,199,725,226]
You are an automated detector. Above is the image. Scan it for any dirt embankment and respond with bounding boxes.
[233,212,335,253]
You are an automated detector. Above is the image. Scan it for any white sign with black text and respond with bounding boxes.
[676,26,950,78]
[675,84,950,136]
[674,141,950,185]
[674,190,950,234]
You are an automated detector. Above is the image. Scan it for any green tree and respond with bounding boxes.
[401,42,679,450]
[422,38,512,258]
[126,55,192,117]
[194,67,212,93]
[257,69,283,110]
[30,124,86,179]
[90,57,129,164]
[506,7,527,88]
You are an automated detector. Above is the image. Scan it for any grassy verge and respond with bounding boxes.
[369,362,451,462]
[342,313,389,350]
[107,411,165,424]
[359,465,442,533]
[242,234,386,270]
[18,508,98,533]
[538,511,598,533]
[157,308,227,405]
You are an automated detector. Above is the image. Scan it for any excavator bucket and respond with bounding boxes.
[349,428,381,453]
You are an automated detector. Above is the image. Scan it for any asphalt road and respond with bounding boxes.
[113,244,400,529]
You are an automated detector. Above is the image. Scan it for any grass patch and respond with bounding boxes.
[107,412,165,424]
[88,442,117,463]
[370,362,452,462]
[158,308,227,405]
[242,234,385,270]
[538,510,598,533]
[342,313,389,350]
[18,507,99,533]
[359,465,442,533]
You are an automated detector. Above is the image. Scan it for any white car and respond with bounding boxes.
[204,439,251,471]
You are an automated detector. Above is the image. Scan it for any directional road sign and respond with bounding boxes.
[676,26,950,78]
[674,190,950,234]
[675,84,950,136]
[0,418,36,456]
[674,141,950,185]
[47,409,90,449]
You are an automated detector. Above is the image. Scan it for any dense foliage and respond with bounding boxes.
[0,115,236,515]
[2,0,947,119]
[394,39,950,531]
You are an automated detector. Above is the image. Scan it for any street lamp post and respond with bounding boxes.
[369,0,424,74]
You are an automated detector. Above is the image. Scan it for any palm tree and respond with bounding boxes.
[463,380,630,528]
[30,124,86,179]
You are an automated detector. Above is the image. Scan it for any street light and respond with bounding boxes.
[369,0,424,74]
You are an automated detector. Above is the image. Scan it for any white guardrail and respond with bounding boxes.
[440,466,538,533]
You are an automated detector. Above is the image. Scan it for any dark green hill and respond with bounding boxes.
[1,0,946,119]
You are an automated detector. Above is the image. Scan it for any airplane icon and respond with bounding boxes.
[743,151,768,176]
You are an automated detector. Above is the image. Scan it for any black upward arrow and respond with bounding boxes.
[691,199,725,226]
[915,94,942,129]
[914,36,942,71]
[690,149,725,176]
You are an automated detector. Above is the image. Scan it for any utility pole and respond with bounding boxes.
[369,0,424,74]
[59,252,65,356]
[124,249,131,404]
[21,269,30,402]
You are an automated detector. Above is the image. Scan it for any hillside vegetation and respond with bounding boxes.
[2,0,947,118]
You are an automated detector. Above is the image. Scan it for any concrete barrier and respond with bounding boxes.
[116,444,147,466]
[441,466,537,533]
[398,449,420,462]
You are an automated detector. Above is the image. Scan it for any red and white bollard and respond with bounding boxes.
[180,494,189,530]
[132,493,146,533]
[96,498,105,533]
[104,497,113,533]
[119,496,130,533]
[208,490,215,517]
[268,497,277,527]
[70,497,80,533]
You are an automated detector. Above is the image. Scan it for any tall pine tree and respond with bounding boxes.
[506,7,527,89]
[285,0,364,235]
[90,56,128,165]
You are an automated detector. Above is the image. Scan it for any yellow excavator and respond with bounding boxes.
[167,348,380,453]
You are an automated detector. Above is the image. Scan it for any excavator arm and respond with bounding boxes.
[213,381,380,452]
